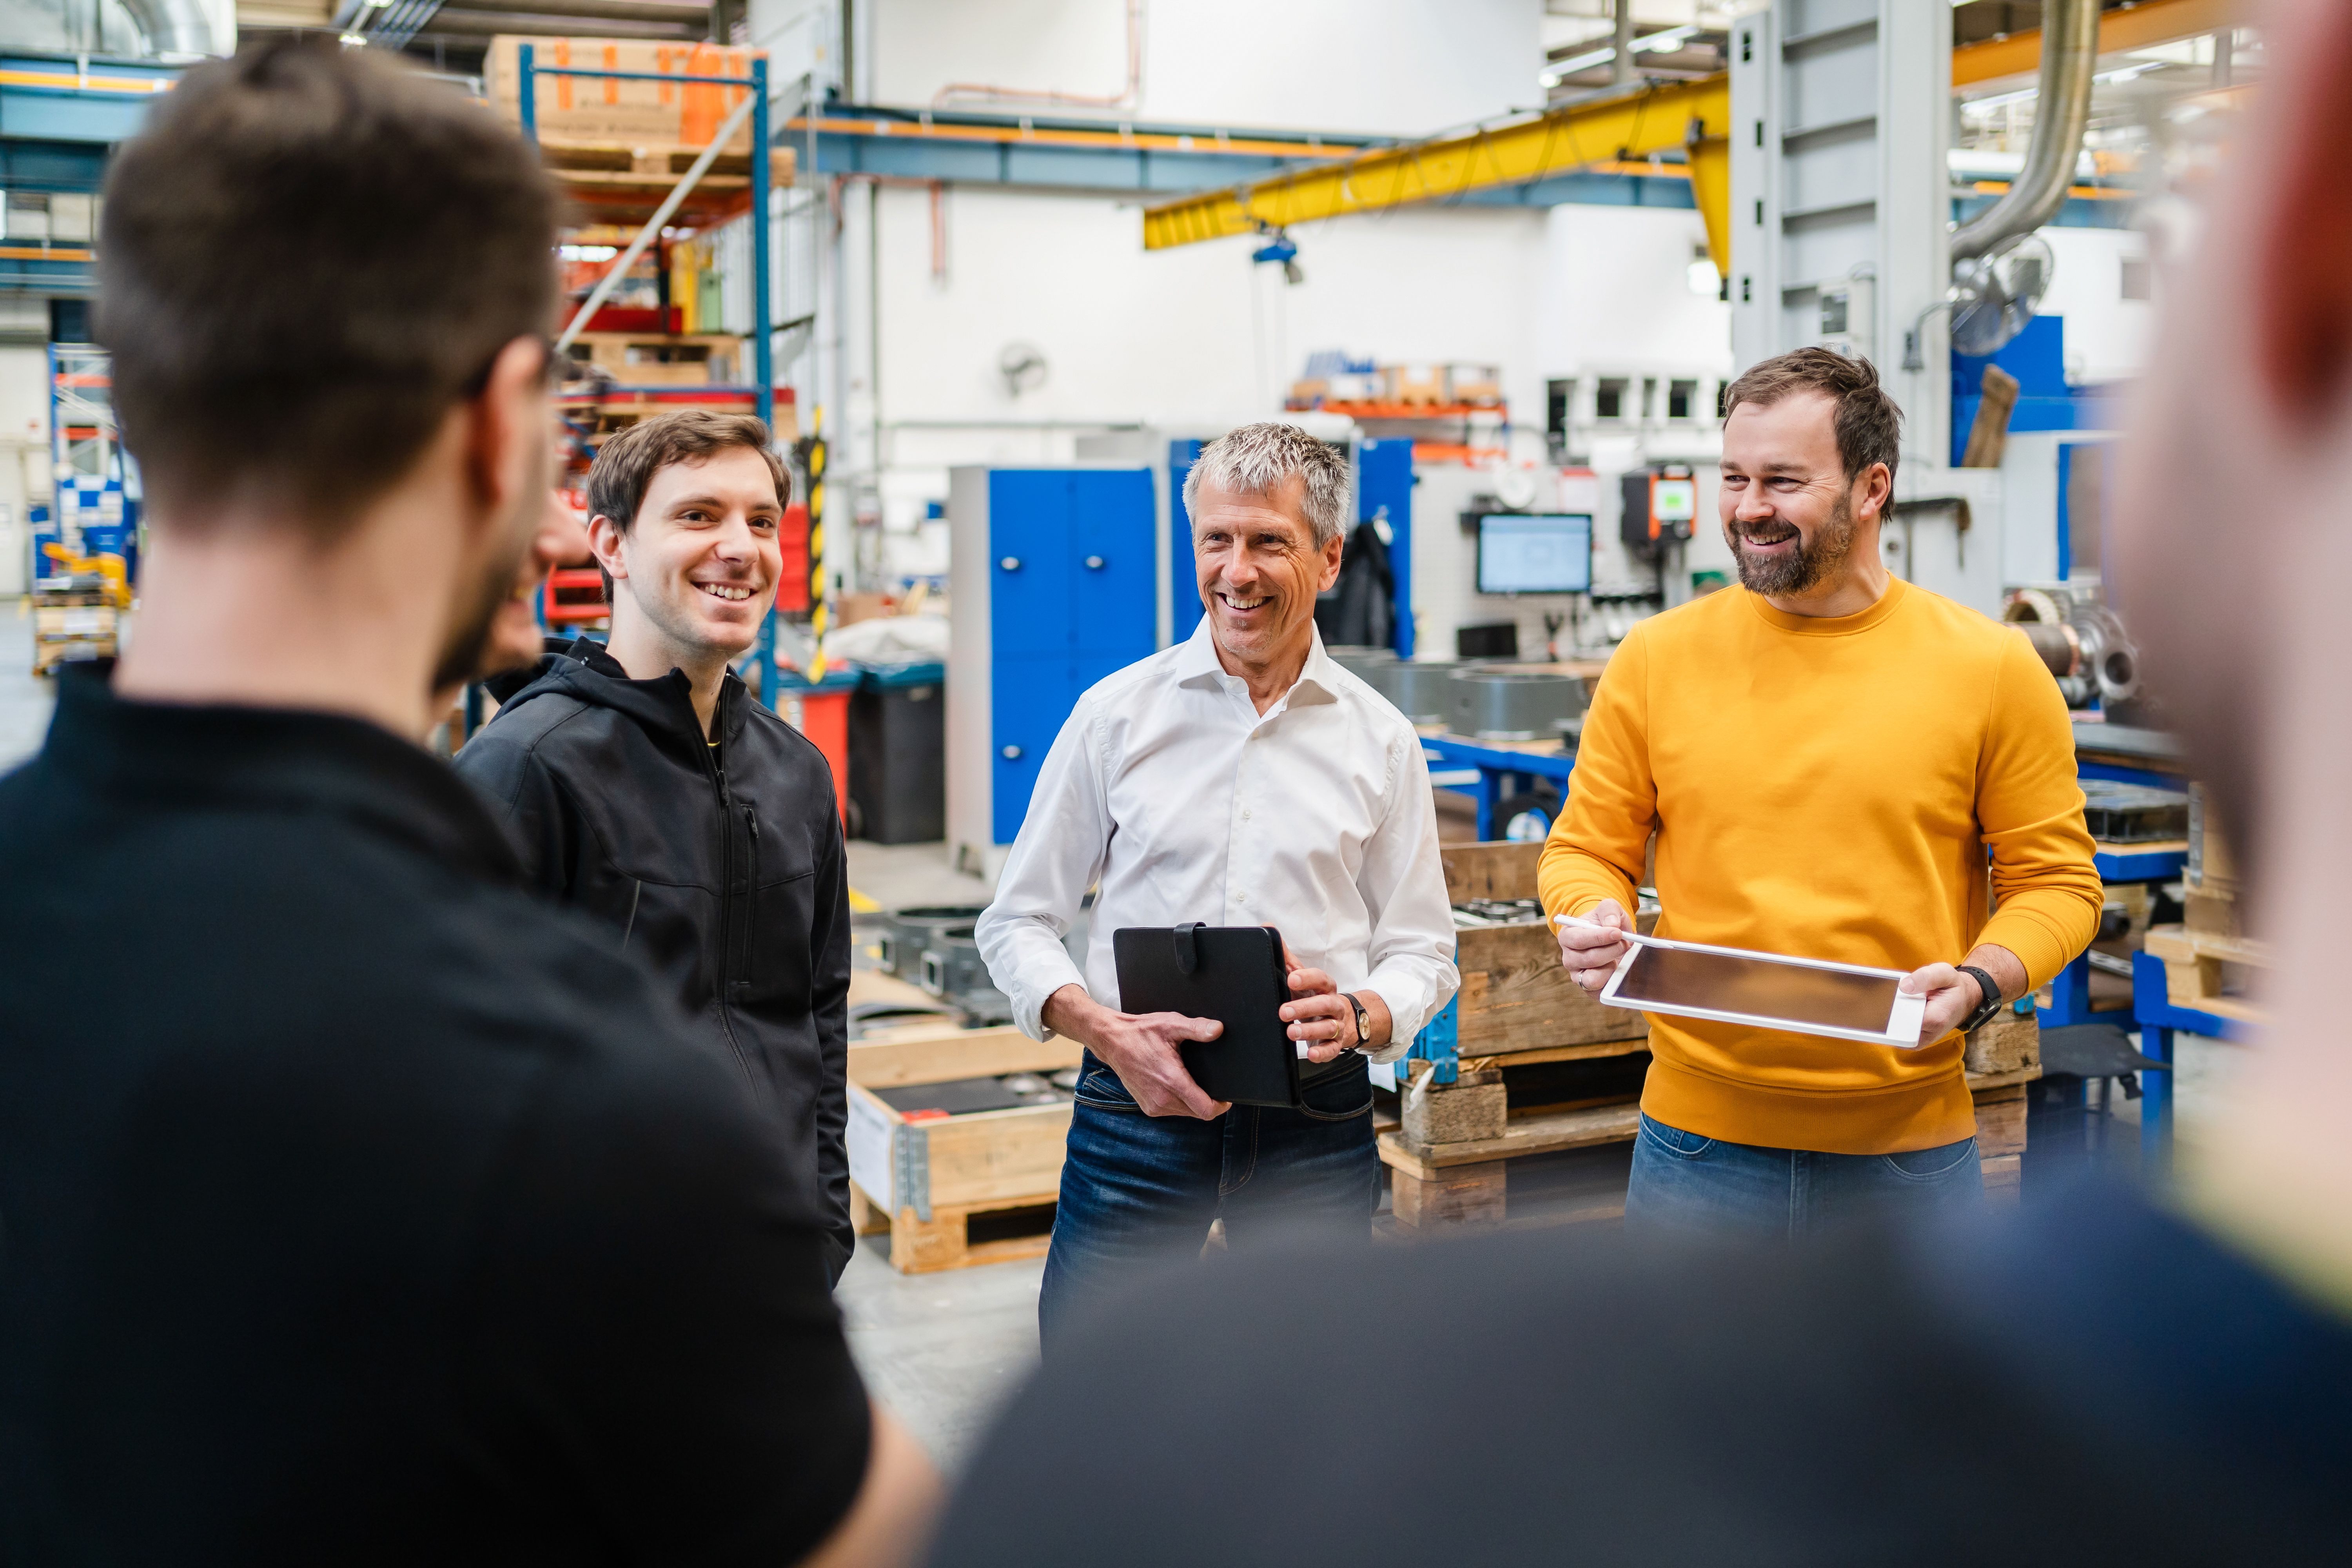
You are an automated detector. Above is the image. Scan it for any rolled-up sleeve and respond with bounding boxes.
[974,702,1108,1042]
[1355,729,1460,1063]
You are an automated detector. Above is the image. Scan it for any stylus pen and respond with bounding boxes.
[1552,912,1664,947]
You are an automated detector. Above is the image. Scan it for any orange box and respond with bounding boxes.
[486,36,761,152]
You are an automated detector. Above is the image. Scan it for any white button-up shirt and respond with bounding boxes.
[975,622,1459,1065]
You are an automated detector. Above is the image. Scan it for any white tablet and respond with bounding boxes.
[1581,928,1927,1049]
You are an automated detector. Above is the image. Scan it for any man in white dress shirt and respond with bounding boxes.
[975,423,1459,1345]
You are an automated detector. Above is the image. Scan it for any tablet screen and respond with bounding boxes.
[1614,944,1899,1034]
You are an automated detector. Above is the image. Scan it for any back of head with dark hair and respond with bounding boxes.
[1721,347,1904,493]
[586,409,793,601]
[98,40,559,533]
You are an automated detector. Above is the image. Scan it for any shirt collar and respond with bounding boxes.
[1171,620,1343,711]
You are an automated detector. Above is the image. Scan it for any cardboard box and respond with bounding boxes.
[1326,372,1379,402]
[1383,364,1446,405]
[1289,379,1328,406]
[486,36,761,153]
[1448,363,1504,405]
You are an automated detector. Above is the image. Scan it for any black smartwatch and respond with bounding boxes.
[1340,992,1372,1051]
[1955,965,2006,1036]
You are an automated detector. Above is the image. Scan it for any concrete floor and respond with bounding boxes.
[839,839,1043,1472]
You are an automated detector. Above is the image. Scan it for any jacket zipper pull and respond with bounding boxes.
[745,808,760,842]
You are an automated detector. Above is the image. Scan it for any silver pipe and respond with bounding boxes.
[118,0,212,56]
[1951,0,2099,262]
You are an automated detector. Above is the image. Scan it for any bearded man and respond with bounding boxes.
[1542,347,2101,1235]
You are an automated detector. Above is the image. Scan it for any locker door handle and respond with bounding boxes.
[999,556,1021,571]
[1084,555,1105,569]
[1000,744,1023,760]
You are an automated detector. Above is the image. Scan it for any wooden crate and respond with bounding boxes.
[1388,847,2044,1232]
[844,1022,1078,1274]
[1439,841,1651,1064]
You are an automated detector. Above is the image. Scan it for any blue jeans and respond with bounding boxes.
[1626,1113,1984,1240]
[1038,1049,1378,1351]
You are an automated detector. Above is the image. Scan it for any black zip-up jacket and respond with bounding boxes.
[456,638,855,1279]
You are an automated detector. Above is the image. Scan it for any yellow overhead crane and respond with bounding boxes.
[1140,0,2234,273]
[1142,76,1734,274]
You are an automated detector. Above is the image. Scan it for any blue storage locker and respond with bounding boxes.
[948,464,1156,869]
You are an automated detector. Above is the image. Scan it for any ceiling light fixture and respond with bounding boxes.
[1540,26,1700,89]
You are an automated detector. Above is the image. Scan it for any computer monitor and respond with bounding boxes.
[1477,512,1593,595]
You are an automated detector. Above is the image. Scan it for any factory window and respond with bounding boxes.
[1668,380,1697,420]
[1595,379,1628,421]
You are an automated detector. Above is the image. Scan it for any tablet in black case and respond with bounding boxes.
[1111,924,1301,1109]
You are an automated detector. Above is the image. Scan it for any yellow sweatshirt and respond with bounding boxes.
[1538,577,2103,1154]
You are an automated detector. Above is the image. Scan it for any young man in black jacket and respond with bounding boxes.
[457,411,857,1279]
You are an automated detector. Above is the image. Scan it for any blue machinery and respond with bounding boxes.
[1399,742,2204,1165]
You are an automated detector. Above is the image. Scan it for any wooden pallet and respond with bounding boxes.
[2144,922,2269,1024]
[568,329,744,385]
[849,1184,1057,1273]
[1381,1073,2030,1231]
[844,1021,1078,1274]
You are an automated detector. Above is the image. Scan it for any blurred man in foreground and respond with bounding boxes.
[926,1,2352,1558]
[0,42,934,1563]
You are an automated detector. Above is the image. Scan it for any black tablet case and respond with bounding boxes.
[1112,924,1301,1109]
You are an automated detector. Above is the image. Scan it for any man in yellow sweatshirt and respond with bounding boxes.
[1542,347,2102,1234]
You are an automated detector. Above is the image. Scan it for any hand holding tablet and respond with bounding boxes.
[1555,913,1931,1049]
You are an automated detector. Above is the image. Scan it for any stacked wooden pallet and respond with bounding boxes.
[844,1004,1074,1275]
[2143,784,2266,1025]
[1383,842,2039,1231]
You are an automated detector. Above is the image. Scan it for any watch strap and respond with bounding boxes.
[1341,991,1370,1049]
[1955,965,2005,1034]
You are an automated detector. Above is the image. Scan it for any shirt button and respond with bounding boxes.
[1242,809,1252,820]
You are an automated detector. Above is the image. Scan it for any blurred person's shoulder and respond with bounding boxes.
[933,1181,2352,1567]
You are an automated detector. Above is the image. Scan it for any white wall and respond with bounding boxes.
[871,0,1544,136]
[0,345,47,597]
[2039,226,2154,387]
[879,186,1550,429]
[1536,202,1733,377]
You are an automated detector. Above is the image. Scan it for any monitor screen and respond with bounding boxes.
[1477,513,1593,595]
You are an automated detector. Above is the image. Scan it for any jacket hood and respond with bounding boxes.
[488,635,753,753]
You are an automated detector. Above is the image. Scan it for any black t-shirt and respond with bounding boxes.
[932,1182,2352,1566]
[0,671,869,1563]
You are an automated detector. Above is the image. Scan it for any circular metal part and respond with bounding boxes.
[1446,670,1585,741]
[2014,620,2082,678]
[1372,658,1468,724]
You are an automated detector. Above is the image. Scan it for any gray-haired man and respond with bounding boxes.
[976,423,1459,1345]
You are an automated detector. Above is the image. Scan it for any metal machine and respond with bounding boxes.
[2004,584,2141,715]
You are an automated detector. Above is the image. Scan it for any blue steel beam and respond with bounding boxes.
[0,52,177,145]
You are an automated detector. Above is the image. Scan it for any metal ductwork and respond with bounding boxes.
[1951,0,2100,264]
[119,0,214,57]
